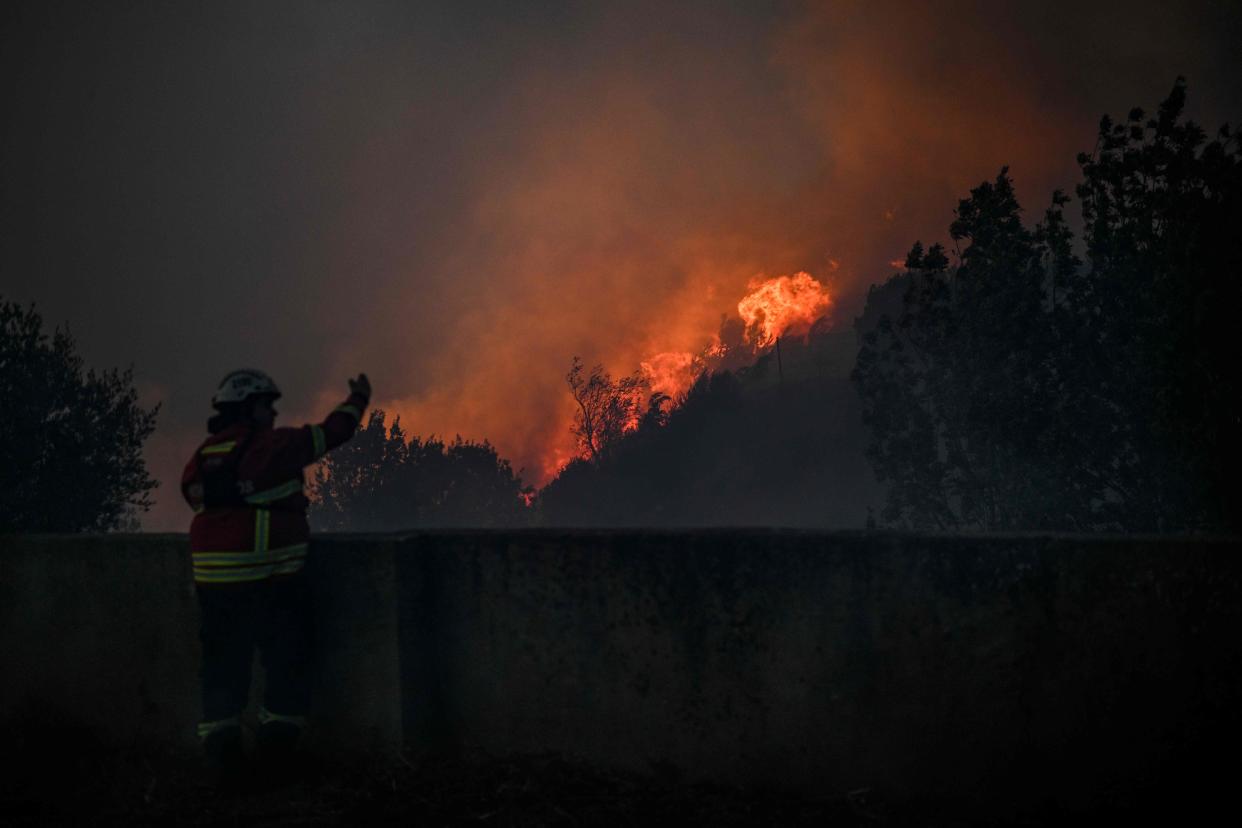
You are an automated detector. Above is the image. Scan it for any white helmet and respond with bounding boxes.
[211,369,282,408]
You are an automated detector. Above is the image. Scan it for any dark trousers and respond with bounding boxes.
[197,574,314,722]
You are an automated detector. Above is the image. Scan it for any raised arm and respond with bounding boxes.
[295,373,372,467]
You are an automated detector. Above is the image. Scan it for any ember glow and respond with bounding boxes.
[736,273,832,348]
[641,351,701,400]
[541,444,578,484]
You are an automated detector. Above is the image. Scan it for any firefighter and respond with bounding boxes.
[181,368,370,788]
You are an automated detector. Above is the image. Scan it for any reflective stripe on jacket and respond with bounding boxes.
[181,392,367,585]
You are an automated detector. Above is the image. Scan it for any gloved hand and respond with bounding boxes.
[349,373,371,402]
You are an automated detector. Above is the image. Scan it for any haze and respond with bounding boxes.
[2,1,1239,530]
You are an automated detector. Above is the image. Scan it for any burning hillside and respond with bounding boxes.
[638,272,834,402]
[548,271,836,477]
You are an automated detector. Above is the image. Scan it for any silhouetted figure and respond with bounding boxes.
[180,368,370,790]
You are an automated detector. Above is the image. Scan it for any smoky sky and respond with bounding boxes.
[2,1,1239,530]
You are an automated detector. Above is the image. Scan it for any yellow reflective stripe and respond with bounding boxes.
[193,559,305,582]
[255,509,271,554]
[258,707,306,728]
[192,540,307,583]
[198,717,241,740]
[272,559,306,576]
[193,549,269,566]
[200,441,236,455]
[194,567,274,584]
[245,479,303,504]
[192,543,308,567]
[333,404,362,420]
[271,542,309,559]
[311,424,327,458]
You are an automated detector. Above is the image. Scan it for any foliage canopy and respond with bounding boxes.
[852,79,1240,532]
[0,299,159,531]
[309,409,531,531]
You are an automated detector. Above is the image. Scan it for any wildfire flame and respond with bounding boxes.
[640,351,700,400]
[736,272,832,347]
[558,270,835,472]
[636,272,833,408]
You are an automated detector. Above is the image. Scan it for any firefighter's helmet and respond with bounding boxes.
[211,369,282,408]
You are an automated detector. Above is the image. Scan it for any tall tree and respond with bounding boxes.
[1068,79,1241,530]
[853,80,1240,532]
[853,173,1077,530]
[0,299,159,531]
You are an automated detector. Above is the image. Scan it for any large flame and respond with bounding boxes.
[736,272,832,348]
[622,271,834,444]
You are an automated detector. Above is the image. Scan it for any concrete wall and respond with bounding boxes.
[2,532,1240,807]
[0,534,404,754]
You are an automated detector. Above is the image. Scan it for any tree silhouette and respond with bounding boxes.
[309,409,531,531]
[853,79,1240,532]
[565,357,652,461]
[853,175,1078,530]
[1066,78,1241,530]
[0,298,159,531]
[308,410,410,531]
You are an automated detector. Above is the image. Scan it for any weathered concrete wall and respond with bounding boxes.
[2,532,1240,809]
[0,534,199,747]
[0,534,403,754]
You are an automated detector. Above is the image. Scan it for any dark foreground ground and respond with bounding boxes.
[0,724,1197,827]
[1,747,879,827]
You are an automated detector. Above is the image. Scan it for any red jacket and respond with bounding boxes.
[181,392,368,585]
